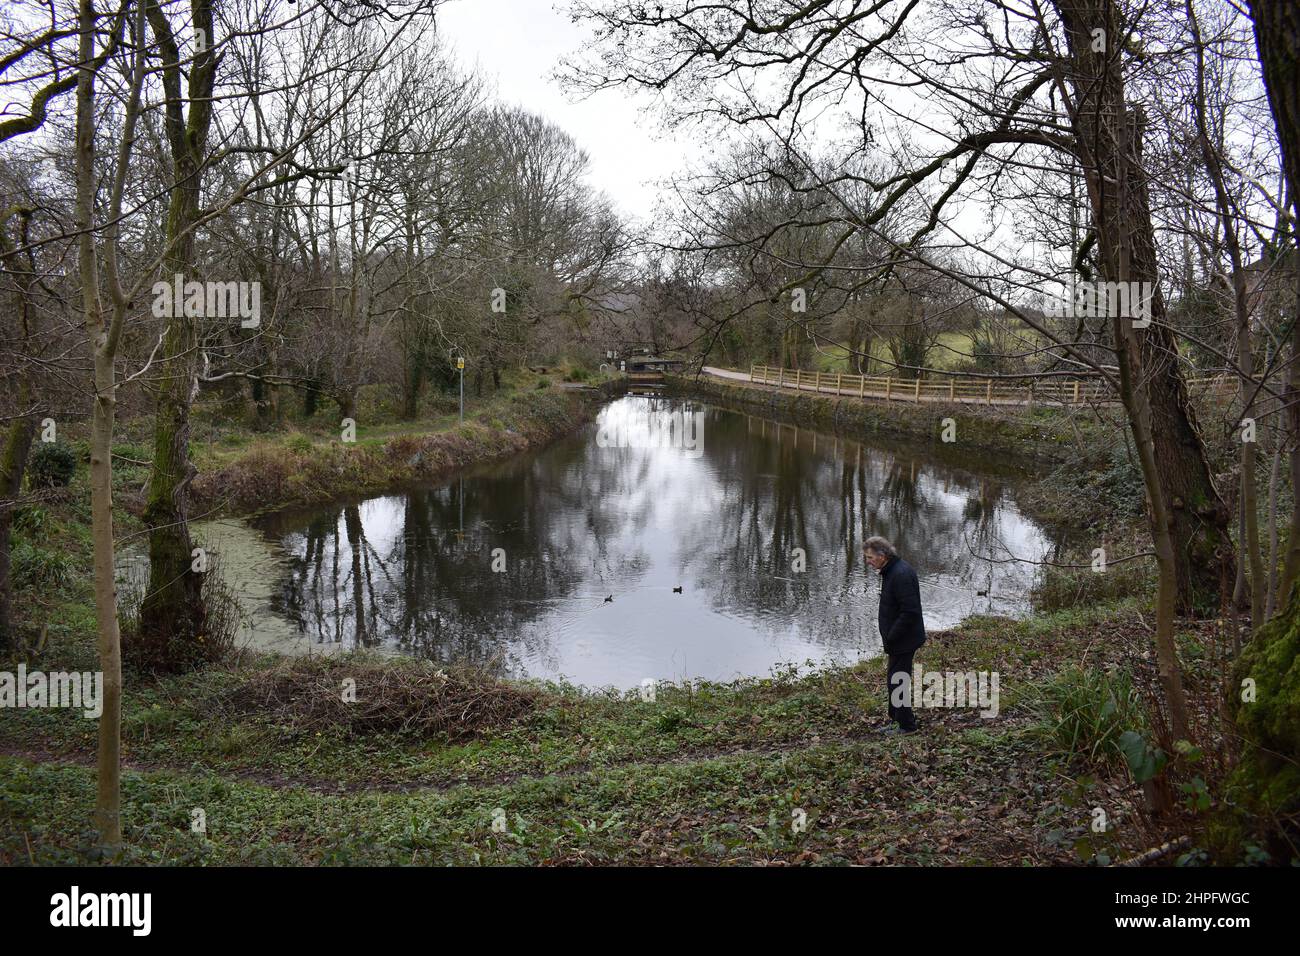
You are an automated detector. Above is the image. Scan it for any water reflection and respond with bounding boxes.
[249,396,1059,687]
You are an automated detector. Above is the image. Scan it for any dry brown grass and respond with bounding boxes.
[212,655,540,741]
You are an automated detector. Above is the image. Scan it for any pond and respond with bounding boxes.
[199,394,1061,689]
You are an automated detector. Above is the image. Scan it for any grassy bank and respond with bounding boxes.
[670,373,1106,464]
[0,600,1228,865]
[188,380,617,517]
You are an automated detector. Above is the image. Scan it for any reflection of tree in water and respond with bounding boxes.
[256,395,1060,677]
[683,408,1050,641]
[262,450,617,668]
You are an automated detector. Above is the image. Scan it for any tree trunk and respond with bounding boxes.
[138,0,218,666]
[1055,0,1197,739]
[403,350,425,420]
[1143,321,1236,614]
[75,0,122,853]
[247,374,273,431]
[1266,426,1282,618]
[0,207,39,650]
[1248,0,1300,608]
[0,417,35,648]
[303,380,320,419]
[88,322,124,852]
[1116,299,1194,746]
[139,170,207,665]
[337,389,357,424]
[1188,0,1265,619]
[1057,0,1234,616]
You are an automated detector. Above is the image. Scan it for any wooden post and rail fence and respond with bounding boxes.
[744,364,1236,408]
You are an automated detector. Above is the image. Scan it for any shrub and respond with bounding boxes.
[12,506,49,535]
[1031,665,1148,770]
[1032,539,1154,612]
[1095,447,1146,520]
[11,540,75,591]
[1032,562,1153,612]
[119,552,245,672]
[27,441,77,488]
[284,433,313,455]
[654,706,689,734]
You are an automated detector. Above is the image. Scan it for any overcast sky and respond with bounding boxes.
[428,1,1031,274]
[435,1,692,224]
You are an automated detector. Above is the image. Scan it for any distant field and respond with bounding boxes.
[808,333,977,373]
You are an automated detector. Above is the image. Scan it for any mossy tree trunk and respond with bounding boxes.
[1248,0,1300,609]
[138,0,218,667]
[1214,0,1300,862]
[0,207,39,649]
[0,417,35,650]
[1227,580,1300,859]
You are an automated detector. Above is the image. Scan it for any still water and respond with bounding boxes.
[209,395,1058,689]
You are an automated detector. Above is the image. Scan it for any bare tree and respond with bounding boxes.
[559,0,1300,739]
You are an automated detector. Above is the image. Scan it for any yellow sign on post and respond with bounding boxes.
[456,356,465,423]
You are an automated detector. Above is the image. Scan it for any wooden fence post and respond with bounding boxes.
[986,379,992,405]
[885,376,892,400]
[914,377,921,402]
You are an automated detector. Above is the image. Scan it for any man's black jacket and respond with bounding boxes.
[878,555,926,654]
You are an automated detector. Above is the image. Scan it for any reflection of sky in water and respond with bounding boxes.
[232,396,1059,689]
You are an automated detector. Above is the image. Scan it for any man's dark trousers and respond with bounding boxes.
[886,650,917,731]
